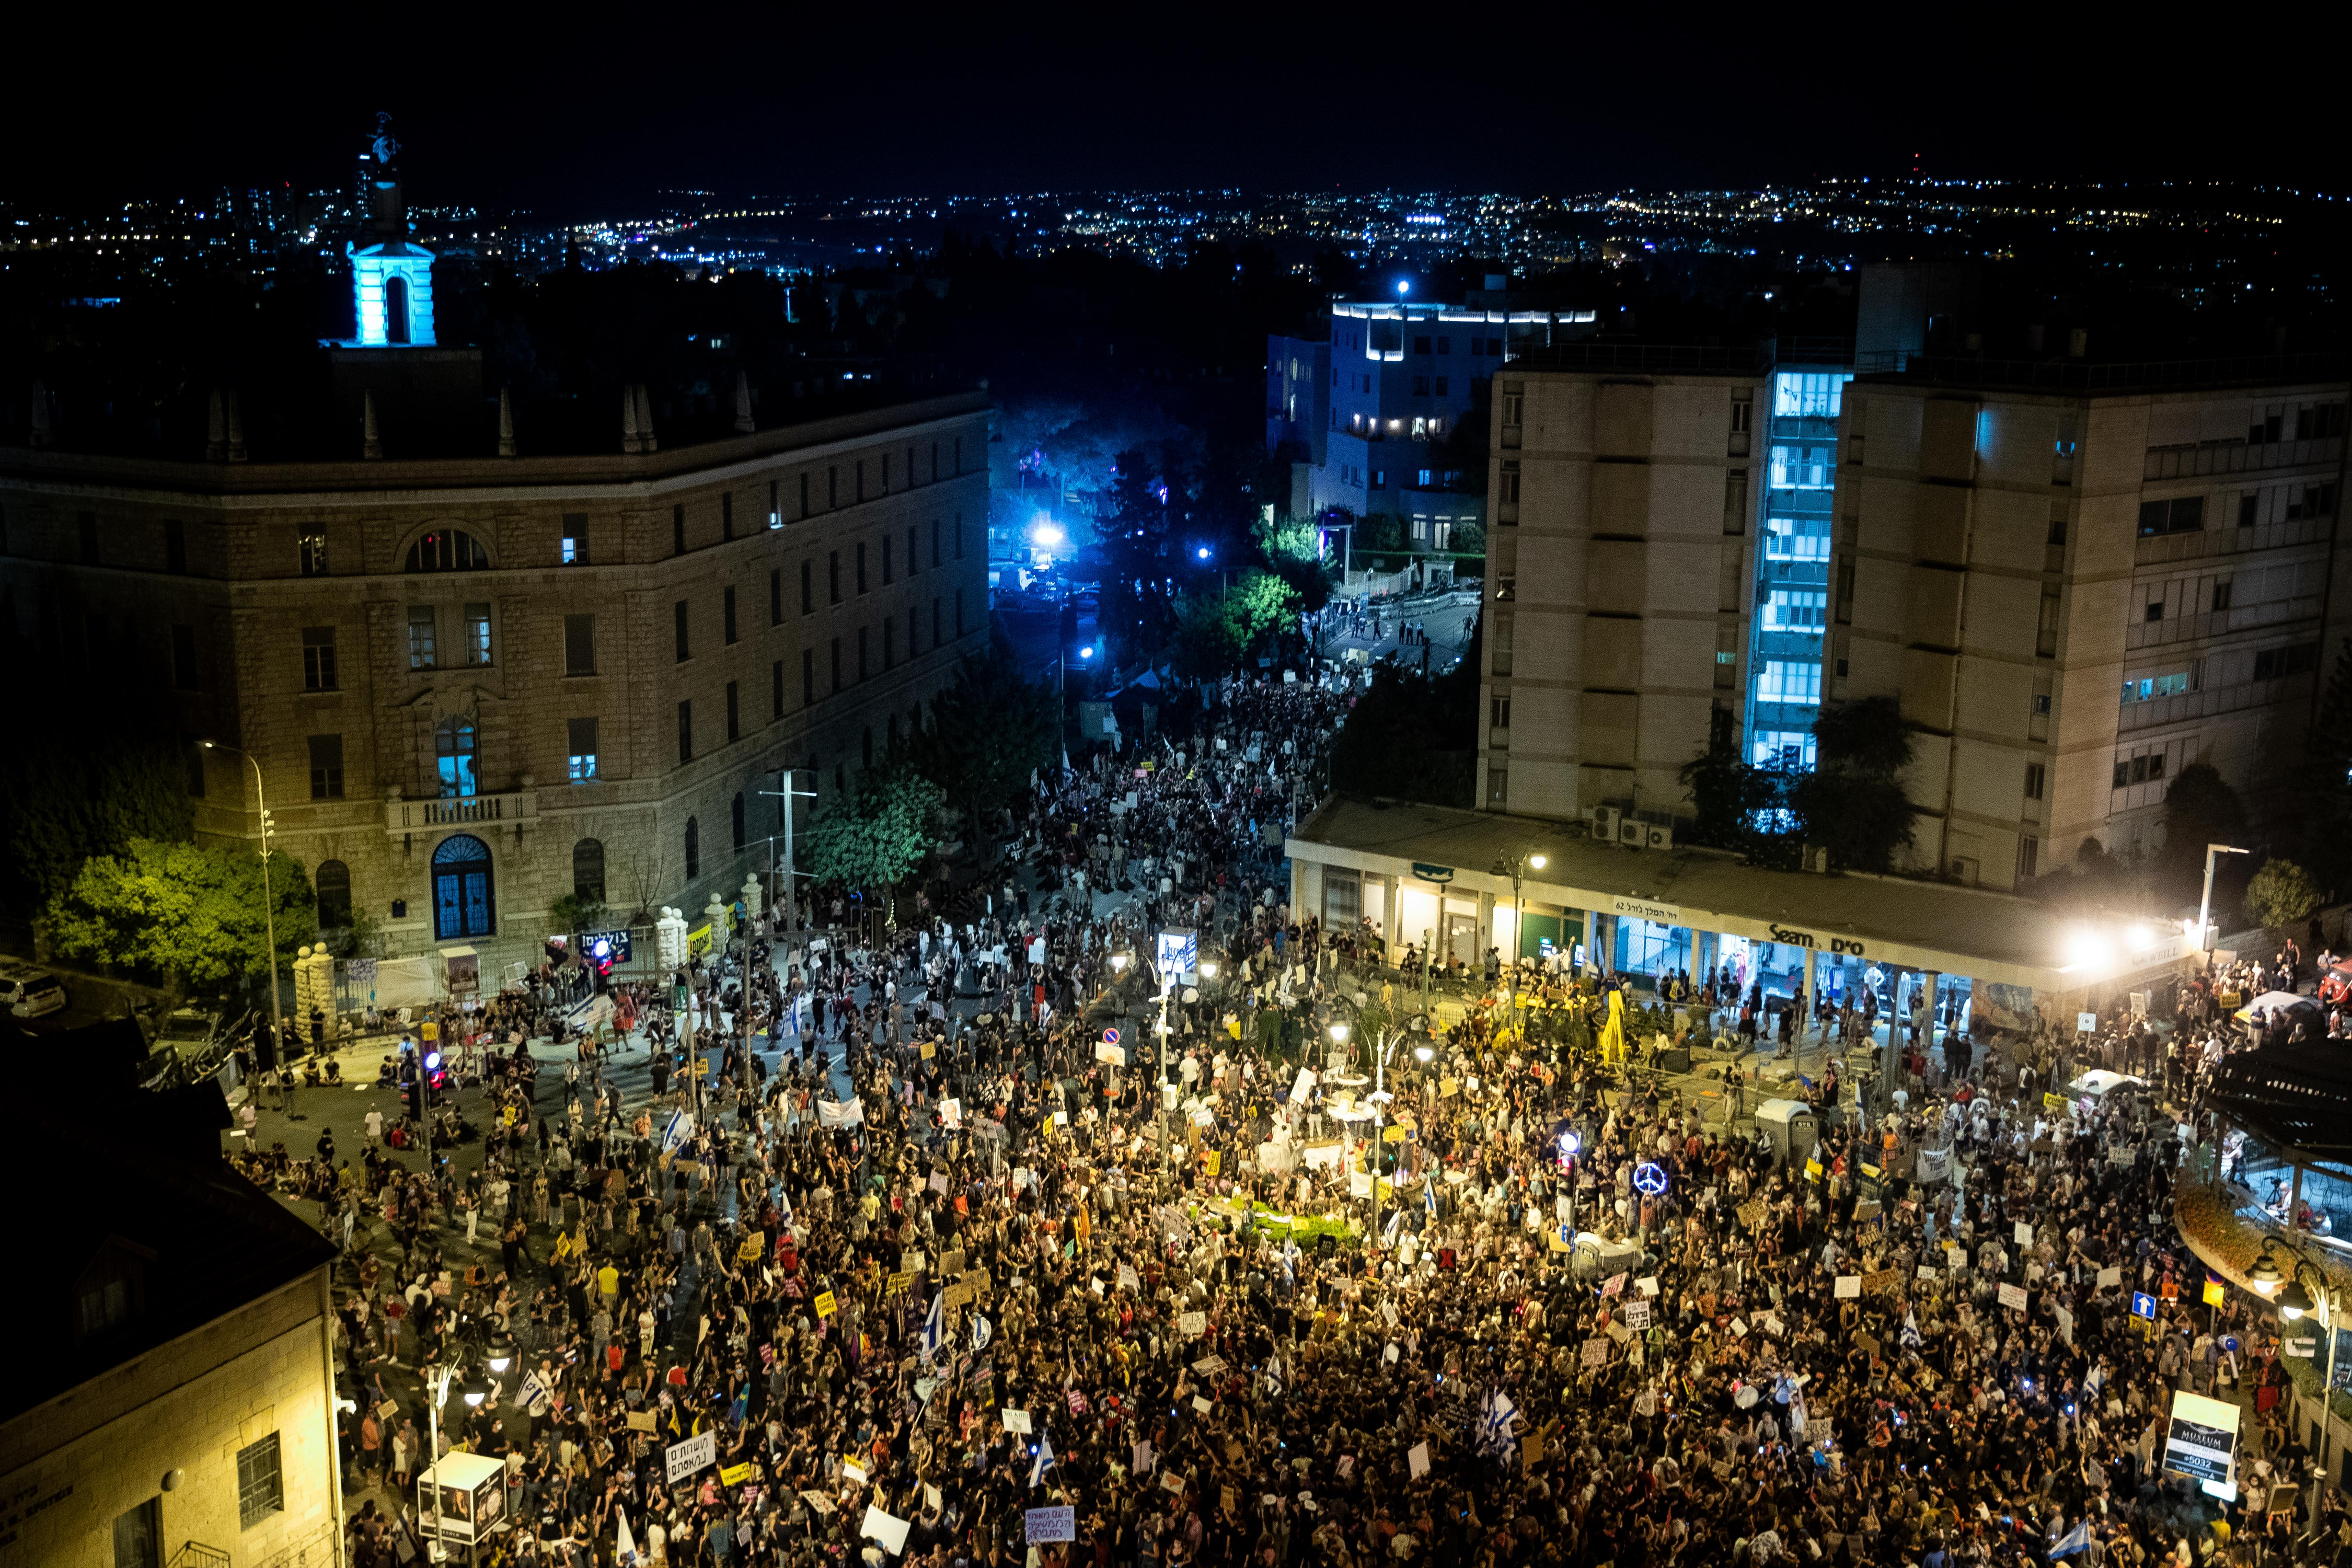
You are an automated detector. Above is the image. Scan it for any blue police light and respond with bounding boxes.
[423,1050,442,1071]
[1197,547,1210,560]
[1079,647,1093,660]
[1396,280,1411,298]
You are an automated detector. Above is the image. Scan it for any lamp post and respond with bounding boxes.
[419,1347,509,1543]
[2197,844,2252,964]
[202,741,283,1053]
[2251,1233,2341,1491]
[1491,851,1549,1040]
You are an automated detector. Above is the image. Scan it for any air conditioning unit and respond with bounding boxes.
[1619,817,1645,847]
[1589,805,1620,842]
[1641,822,1674,851]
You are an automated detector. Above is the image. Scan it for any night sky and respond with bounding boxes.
[14,11,2341,211]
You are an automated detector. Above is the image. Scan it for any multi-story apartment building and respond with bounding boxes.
[1830,355,2350,888]
[1266,290,1597,545]
[0,144,992,971]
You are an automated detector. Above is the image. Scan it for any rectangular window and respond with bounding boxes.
[307,734,344,800]
[1756,660,1822,705]
[727,679,740,741]
[721,492,734,541]
[464,602,491,665]
[115,1497,161,1568]
[2212,579,2233,613]
[2036,587,2060,657]
[1490,695,1511,729]
[856,459,866,501]
[2047,504,2068,547]
[561,512,589,565]
[1763,518,1831,561]
[955,587,966,637]
[1723,469,1749,535]
[856,541,869,594]
[909,605,921,656]
[165,518,188,574]
[1766,445,1834,491]
[2238,491,2259,528]
[2024,762,2045,800]
[802,648,816,707]
[828,466,838,509]
[881,453,892,493]
[931,517,942,567]
[830,636,842,694]
[302,626,338,691]
[829,551,841,604]
[801,559,814,614]
[933,596,943,647]
[2137,496,2205,537]
[768,479,780,528]
[858,626,869,680]
[673,503,686,556]
[2017,836,2039,881]
[771,659,784,720]
[564,613,595,675]
[956,514,965,560]
[884,618,896,669]
[78,510,99,564]
[674,599,690,661]
[1413,376,1429,396]
[1435,377,1449,397]
[724,584,739,644]
[406,606,436,670]
[800,472,810,517]
[567,717,598,781]
[1772,372,1849,419]
[1761,590,1828,631]
[236,1432,284,1530]
[769,567,782,626]
[1487,766,1508,806]
[883,535,894,585]
[677,699,693,763]
[907,525,919,576]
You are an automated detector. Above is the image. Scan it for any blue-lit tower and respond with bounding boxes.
[346,114,435,346]
[1741,362,1852,766]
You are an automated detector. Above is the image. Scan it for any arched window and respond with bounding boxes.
[431,834,495,940]
[732,792,746,850]
[406,529,489,573]
[684,816,700,880]
[572,838,606,902]
[435,716,478,798]
[315,859,352,929]
[385,273,411,344]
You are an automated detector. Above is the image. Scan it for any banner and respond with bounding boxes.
[820,1099,866,1129]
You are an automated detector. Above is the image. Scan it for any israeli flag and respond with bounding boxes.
[2049,1519,2094,1558]
[518,1370,553,1416]
[661,1110,696,1159]
[1030,1428,1055,1489]
[2084,1362,2105,1396]
[1424,1180,1438,1216]
[1475,1388,1518,1457]
[972,1313,993,1353]
[1900,1309,1922,1354]
[919,1288,945,1362]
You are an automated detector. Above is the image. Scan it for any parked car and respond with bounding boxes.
[9,973,67,1019]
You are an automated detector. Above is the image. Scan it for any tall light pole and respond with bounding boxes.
[203,741,283,1052]
[2251,1234,2340,1491]
[2197,844,2252,965]
[1491,851,1549,1040]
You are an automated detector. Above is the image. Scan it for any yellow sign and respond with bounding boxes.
[1203,1150,1221,1177]
[886,1271,913,1296]
[720,1462,752,1486]
[688,923,713,959]
[737,1231,766,1263]
[2203,1278,2227,1307]
[921,1042,936,1059]
[1383,1125,1408,1143]
[815,1290,838,1318]
[1804,1158,1824,1183]
[2044,1092,2068,1112]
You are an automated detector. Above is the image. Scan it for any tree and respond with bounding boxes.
[549,892,608,939]
[2245,858,2322,931]
[1788,697,1916,873]
[1677,734,1800,867]
[2157,763,2249,904]
[805,765,946,919]
[1252,513,1333,615]
[1328,654,1480,807]
[913,642,1060,838]
[0,731,196,910]
[40,837,316,1001]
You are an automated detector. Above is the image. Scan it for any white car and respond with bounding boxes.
[9,973,67,1019]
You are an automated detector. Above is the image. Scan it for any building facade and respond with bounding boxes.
[0,394,994,968]
[1830,359,2351,887]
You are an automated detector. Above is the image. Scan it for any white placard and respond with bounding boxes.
[1998,1283,2028,1311]
[1001,1408,1032,1435]
[861,1505,912,1557]
[2014,1221,2034,1246]
[666,1428,717,1483]
[2097,1266,2123,1289]
[1408,1442,1431,1479]
[1834,1276,1862,1299]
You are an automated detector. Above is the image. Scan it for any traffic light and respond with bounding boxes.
[405,1062,425,1121]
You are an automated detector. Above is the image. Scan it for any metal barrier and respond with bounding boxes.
[168,1543,229,1568]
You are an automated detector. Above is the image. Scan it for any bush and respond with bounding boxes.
[2245,858,2323,931]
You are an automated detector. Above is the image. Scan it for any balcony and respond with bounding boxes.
[385,789,537,836]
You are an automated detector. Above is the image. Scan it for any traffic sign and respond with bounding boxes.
[2131,1292,2157,1320]
[1103,1028,1121,1046]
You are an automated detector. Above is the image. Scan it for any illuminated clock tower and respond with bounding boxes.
[346,113,436,346]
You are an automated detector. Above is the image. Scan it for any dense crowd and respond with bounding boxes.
[261,671,2345,1568]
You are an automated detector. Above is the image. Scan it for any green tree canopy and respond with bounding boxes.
[2156,762,2249,903]
[2245,858,2323,930]
[1788,697,1917,873]
[913,642,1061,834]
[805,765,946,902]
[41,838,315,999]
[0,731,196,910]
[1172,569,1301,679]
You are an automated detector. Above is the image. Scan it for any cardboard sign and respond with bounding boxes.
[1581,1337,1610,1368]
[1408,1442,1432,1479]
[2014,1221,2034,1246]
[1180,1310,1208,1337]
[1001,1409,1033,1435]
[1621,1299,1651,1330]
[1162,1470,1188,1494]
[1025,1507,1077,1544]
[861,1505,911,1557]
[815,1291,839,1318]
[2097,1265,2123,1289]
[1119,1264,1141,1293]
[666,1428,717,1483]
[1192,1394,1212,1414]
[626,1411,659,1433]
[1834,1276,1862,1299]
[1998,1283,2028,1311]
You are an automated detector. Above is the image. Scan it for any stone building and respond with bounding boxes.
[1,1123,342,1567]
[0,128,993,972]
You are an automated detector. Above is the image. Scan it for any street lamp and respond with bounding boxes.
[201,741,283,1056]
[2196,844,2252,961]
[2251,1233,2342,1485]
[1491,850,1549,1039]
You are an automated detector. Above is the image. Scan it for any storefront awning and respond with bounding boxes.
[1288,796,2190,995]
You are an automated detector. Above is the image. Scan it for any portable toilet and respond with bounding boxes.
[1754,1098,1819,1170]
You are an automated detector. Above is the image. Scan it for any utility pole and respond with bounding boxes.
[204,741,282,1059]
[760,765,818,942]
[2197,843,2251,965]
